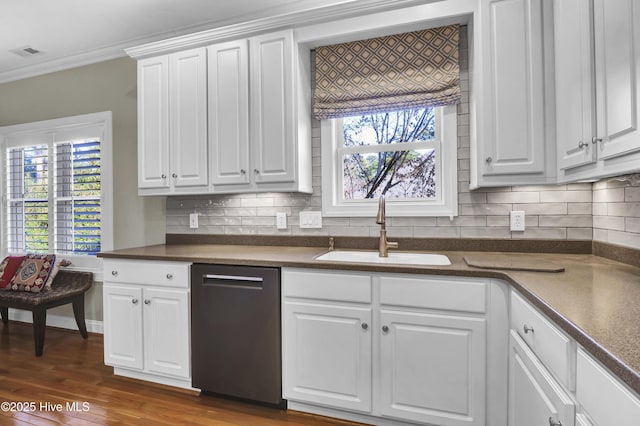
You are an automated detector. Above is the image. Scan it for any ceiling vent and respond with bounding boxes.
[9,46,43,57]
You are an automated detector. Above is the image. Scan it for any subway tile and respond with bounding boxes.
[256,207,292,217]
[223,207,257,217]
[517,228,567,239]
[203,216,242,226]
[626,217,640,233]
[567,228,593,240]
[385,227,414,238]
[512,203,567,215]
[566,183,593,191]
[461,203,511,216]
[607,202,640,217]
[224,226,257,235]
[391,217,437,227]
[462,227,511,239]
[592,202,608,216]
[593,216,625,231]
[539,215,592,228]
[241,217,276,226]
[515,184,566,192]
[626,187,640,202]
[437,216,487,227]
[567,203,592,215]
[458,192,487,205]
[413,226,461,238]
[540,191,592,203]
[326,226,371,237]
[486,216,509,227]
[593,188,625,203]
[487,191,540,204]
[240,197,273,208]
[606,230,640,250]
[349,217,378,227]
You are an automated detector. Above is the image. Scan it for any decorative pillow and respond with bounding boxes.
[8,254,56,293]
[44,258,72,289]
[0,255,25,289]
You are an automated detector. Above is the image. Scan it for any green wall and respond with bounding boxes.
[0,57,167,322]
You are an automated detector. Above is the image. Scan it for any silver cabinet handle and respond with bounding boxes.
[172,173,178,178]
[132,299,138,304]
[361,323,368,330]
[549,417,562,426]
[485,157,492,163]
[254,169,260,174]
[161,174,167,179]
[592,136,602,144]
[524,324,534,334]
[578,141,588,149]
[382,325,389,333]
[240,169,246,174]
[144,299,151,305]
[111,270,118,276]
[166,273,173,280]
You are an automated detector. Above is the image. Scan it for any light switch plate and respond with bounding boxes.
[510,211,525,231]
[189,213,198,229]
[276,212,287,229]
[299,211,322,229]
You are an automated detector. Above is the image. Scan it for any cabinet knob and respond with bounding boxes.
[144,299,151,305]
[172,173,178,178]
[240,169,246,174]
[111,270,118,276]
[592,136,603,145]
[161,174,167,179]
[166,273,173,280]
[485,157,492,163]
[254,169,260,174]
[548,417,562,426]
[578,141,588,149]
[132,299,138,305]
[523,324,534,334]
[382,325,389,333]
[361,323,368,330]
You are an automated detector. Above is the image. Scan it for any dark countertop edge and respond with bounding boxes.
[99,245,640,395]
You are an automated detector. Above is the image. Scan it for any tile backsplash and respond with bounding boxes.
[165,26,639,251]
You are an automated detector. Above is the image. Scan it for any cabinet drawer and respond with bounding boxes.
[577,348,640,426]
[380,275,487,313]
[511,291,572,389]
[282,268,371,303]
[104,259,190,288]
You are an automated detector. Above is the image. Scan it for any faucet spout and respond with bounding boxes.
[376,194,398,257]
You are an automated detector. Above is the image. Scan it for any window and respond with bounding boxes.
[0,112,112,270]
[321,105,458,217]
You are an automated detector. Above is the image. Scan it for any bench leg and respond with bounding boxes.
[1,307,7,325]
[32,308,46,357]
[72,295,88,339]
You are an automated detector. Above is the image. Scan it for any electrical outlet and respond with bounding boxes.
[510,211,525,232]
[189,213,198,229]
[276,212,287,229]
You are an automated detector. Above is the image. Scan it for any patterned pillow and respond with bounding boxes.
[44,258,72,289]
[8,254,56,293]
[0,256,25,289]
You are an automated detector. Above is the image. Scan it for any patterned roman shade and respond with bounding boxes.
[314,25,461,119]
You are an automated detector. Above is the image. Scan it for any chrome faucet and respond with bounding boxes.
[376,194,398,257]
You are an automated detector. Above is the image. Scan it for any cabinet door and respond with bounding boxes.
[143,287,190,379]
[379,310,486,426]
[480,0,546,176]
[250,30,296,184]
[283,301,372,413]
[208,40,250,186]
[103,284,143,370]
[594,0,640,160]
[554,0,596,170]
[508,330,575,426]
[138,56,170,190]
[169,48,208,188]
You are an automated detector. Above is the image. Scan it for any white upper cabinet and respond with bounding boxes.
[138,47,208,195]
[554,0,596,171]
[474,0,556,188]
[208,40,250,186]
[555,0,640,181]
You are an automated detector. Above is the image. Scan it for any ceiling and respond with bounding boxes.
[0,0,349,83]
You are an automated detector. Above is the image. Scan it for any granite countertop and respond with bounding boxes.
[99,243,640,394]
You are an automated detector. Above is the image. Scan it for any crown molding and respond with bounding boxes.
[124,0,438,59]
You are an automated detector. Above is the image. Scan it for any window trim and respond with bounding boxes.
[321,105,458,217]
[0,111,113,279]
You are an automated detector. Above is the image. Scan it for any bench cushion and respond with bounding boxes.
[8,254,56,293]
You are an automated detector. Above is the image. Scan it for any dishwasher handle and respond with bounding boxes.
[202,274,264,289]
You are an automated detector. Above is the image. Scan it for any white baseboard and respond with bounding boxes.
[7,309,104,334]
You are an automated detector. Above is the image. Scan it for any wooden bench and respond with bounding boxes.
[0,270,94,356]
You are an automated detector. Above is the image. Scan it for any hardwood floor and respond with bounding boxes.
[0,321,365,426]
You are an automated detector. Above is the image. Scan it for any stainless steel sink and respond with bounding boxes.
[315,250,451,266]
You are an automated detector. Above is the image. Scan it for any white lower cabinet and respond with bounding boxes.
[103,259,191,389]
[282,268,503,426]
[508,330,575,426]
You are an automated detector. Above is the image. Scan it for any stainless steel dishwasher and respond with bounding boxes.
[191,264,282,406]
